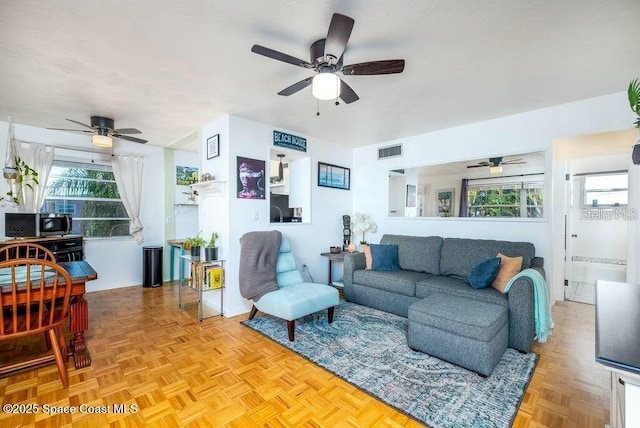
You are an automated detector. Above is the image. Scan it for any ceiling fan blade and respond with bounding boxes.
[339,79,359,104]
[467,163,491,168]
[113,128,141,134]
[503,161,526,165]
[47,127,94,134]
[342,59,405,75]
[251,45,313,69]
[65,118,93,129]
[112,134,147,144]
[278,76,314,96]
[324,13,354,63]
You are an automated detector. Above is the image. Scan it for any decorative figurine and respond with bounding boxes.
[342,215,351,251]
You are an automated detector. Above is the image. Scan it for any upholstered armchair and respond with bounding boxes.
[240,232,339,341]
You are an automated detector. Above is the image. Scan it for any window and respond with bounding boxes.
[42,160,130,237]
[582,173,628,207]
[467,181,543,218]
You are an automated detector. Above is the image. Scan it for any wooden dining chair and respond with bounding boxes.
[0,243,62,354]
[0,258,73,388]
[0,242,56,262]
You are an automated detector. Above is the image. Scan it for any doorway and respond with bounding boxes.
[565,160,629,304]
[557,129,635,305]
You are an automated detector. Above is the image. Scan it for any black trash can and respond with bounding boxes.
[143,246,163,288]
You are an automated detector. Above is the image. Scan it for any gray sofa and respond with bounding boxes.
[343,234,544,353]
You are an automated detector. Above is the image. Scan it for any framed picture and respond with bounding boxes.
[237,156,265,199]
[176,166,199,185]
[437,189,454,217]
[406,184,416,207]
[318,162,350,190]
[207,134,220,159]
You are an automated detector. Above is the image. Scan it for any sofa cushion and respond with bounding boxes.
[353,269,431,297]
[416,275,507,308]
[370,244,400,271]
[409,293,508,342]
[468,257,501,289]
[439,238,535,278]
[491,253,523,293]
[361,244,372,269]
[380,234,443,275]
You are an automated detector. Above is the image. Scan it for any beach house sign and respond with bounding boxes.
[273,130,307,152]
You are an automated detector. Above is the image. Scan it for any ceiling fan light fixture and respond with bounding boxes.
[490,165,503,174]
[312,73,340,100]
[92,134,113,148]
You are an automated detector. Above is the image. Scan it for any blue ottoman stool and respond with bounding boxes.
[408,293,508,376]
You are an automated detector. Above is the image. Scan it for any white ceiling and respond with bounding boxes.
[1,0,639,152]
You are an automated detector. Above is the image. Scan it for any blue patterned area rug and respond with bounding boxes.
[242,301,537,428]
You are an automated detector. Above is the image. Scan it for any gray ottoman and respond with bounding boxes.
[408,293,508,376]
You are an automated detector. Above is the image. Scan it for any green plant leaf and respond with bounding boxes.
[629,78,640,115]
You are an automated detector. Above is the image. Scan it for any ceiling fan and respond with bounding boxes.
[48,116,147,147]
[466,157,526,169]
[251,13,405,104]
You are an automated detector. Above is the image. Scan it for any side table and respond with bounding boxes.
[179,256,225,321]
[167,239,186,285]
[320,251,350,288]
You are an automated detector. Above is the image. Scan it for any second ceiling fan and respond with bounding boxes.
[251,13,405,104]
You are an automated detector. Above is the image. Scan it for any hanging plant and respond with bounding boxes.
[0,156,39,206]
[629,78,640,128]
[628,79,640,164]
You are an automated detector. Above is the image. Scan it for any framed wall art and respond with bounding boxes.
[237,156,265,199]
[318,162,350,190]
[207,134,220,159]
[437,189,454,217]
[176,166,199,185]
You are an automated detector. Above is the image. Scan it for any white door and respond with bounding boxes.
[388,175,406,217]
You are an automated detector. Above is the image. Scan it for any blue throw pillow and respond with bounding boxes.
[370,244,400,271]
[468,257,501,289]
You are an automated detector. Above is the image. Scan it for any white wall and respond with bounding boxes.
[353,91,635,303]
[172,150,200,239]
[0,121,165,292]
[197,115,353,317]
[163,148,199,280]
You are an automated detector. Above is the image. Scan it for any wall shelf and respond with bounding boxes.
[174,203,198,207]
[190,180,227,197]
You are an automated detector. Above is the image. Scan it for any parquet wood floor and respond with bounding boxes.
[0,282,610,427]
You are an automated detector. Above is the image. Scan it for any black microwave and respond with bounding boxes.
[5,213,73,238]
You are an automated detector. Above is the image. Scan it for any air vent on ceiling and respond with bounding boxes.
[378,144,403,160]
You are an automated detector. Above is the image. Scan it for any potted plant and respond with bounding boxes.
[204,232,219,261]
[184,232,206,258]
[628,78,640,164]
[0,156,39,208]
[351,213,377,250]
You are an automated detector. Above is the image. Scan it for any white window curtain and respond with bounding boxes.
[111,154,145,244]
[3,119,17,174]
[15,140,55,213]
[626,146,640,283]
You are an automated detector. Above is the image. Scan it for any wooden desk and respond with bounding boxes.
[0,260,97,371]
[595,280,640,427]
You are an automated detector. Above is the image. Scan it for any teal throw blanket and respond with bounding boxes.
[504,268,553,343]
